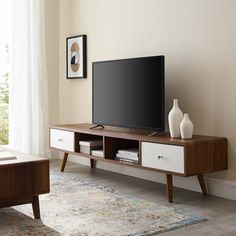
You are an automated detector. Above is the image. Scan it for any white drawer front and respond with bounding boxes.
[50,129,74,152]
[142,142,184,174]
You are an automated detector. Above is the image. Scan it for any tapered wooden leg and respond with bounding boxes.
[32,195,40,219]
[90,159,96,168]
[61,153,68,172]
[197,174,207,195]
[166,174,173,203]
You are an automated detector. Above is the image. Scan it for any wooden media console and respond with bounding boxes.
[49,123,227,202]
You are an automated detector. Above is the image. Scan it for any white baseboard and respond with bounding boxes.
[63,154,236,201]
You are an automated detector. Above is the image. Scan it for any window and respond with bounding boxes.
[0,0,12,144]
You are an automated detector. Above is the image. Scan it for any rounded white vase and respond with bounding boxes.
[168,99,183,138]
[180,113,193,139]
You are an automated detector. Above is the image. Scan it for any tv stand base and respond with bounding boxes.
[90,124,105,129]
[50,123,227,203]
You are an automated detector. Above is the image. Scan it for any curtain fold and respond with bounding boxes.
[9,0,49,157]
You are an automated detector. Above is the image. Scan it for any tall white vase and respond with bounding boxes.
[180,114,193,139]
[168,99,183,138]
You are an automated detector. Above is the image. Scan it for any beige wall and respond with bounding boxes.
[58,0,236,181]
[45,0,59,125]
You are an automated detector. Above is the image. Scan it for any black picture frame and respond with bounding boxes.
[66,35,87,79]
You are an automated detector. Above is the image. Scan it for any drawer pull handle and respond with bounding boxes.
[58,138,64,142]
[157,155,163,160]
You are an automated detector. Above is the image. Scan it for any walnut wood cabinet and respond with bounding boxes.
[49,123,227,202]
[0,150,50,219]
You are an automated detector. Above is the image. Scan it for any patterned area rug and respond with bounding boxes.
[0,172,207,236]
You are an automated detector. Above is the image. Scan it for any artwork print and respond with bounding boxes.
[66,35,87,79]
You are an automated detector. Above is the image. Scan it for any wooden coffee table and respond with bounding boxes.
[0,149,50,219]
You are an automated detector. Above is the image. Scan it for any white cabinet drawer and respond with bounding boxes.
[50,129,74,152]
[142,142,184,174]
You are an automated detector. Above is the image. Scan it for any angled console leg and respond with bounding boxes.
[166,174,173,203]
[197,174,207,195]
[32,195,40,219]
[61,153,68,172]
[90,159,96,168]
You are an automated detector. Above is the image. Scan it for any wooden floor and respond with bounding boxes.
[51,160,236,236]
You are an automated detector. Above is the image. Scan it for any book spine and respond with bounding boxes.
[79,141,103,147]
[116,153,139,161]
[80,146,90,154]
[117,150,139,157]
[91,151,104,157]
[115,157,138,164]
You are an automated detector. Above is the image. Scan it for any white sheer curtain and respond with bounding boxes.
[9,0,49,157]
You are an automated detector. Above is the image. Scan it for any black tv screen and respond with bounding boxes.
[92,56,165,131]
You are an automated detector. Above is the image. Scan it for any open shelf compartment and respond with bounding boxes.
[75,133,104,157]
[104,137,140,165]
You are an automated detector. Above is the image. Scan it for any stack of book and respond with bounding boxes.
[79,140,103,155]
[115,148,139,164]
[91,149,104,157]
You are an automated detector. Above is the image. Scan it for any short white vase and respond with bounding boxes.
[180,114,193,139]
[168,99,183,138]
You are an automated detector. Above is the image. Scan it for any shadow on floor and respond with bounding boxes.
[0,207,60,236]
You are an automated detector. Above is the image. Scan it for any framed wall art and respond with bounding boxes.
[66,35,87,79]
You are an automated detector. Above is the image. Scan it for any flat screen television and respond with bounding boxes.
[92,55,165,131]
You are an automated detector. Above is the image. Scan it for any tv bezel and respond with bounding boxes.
[92,55,165,131]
